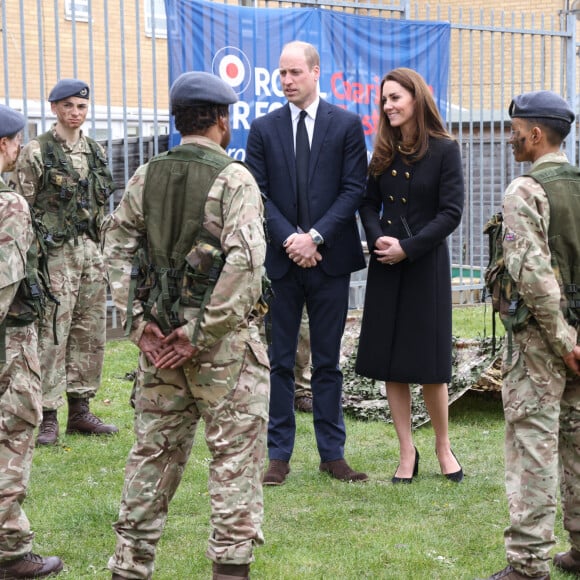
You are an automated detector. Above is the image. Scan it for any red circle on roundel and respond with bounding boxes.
[226,63,238,79]
[213,50,248,90]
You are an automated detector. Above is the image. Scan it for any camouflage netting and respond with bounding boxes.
[341,329,503,428]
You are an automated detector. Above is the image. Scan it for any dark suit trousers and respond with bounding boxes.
[267,263,349,463]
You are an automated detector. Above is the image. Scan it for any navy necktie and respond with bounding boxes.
[295,110,311,231]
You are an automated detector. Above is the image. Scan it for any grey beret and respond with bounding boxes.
[170,72,237,112]
[0,104,25,138]
[48,79,90,102]
[509,90,575,124]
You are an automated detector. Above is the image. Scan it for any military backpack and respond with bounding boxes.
[127,143,239,338]
[484,161,580,361]
[0,190,59,363]
[483,211,530,361]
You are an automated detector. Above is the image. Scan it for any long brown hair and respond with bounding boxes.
[369,68,451,177]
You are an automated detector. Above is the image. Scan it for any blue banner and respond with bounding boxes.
[165,0,450,157]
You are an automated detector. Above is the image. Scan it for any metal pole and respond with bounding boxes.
[565,11,577,164]
[2,1,8,105]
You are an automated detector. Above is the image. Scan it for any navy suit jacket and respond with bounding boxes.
[245,100,367,280]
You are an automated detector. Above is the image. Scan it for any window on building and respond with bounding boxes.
[93,128,111,142]
[27,122,39,139]
[64,0,90,22]
[145,0,167,38]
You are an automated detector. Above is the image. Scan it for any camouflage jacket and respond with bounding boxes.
[11,123,110,236]
[0,180,33,323]
[102,135,267,351]
[502,150,578,356]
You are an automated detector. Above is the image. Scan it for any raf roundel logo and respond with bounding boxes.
[212,46,252,96]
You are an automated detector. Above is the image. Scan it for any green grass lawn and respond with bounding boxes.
[25,306,570,579]
[452,303,504,340]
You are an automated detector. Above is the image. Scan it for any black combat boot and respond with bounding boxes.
[36,410,59,446]
[66,396,119,436]
[212,563,250,580]
[553,547,580,573]
[0,551,63,578]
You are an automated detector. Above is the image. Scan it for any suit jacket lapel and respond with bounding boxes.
[310,99,331,180]
[274,104,297,193]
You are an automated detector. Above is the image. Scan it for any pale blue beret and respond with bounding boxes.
[0,104,25,138]
[509,90,575,124]
[48,78,90,102]
[170,72,237,113]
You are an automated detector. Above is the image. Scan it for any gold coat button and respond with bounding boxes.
[405,172,410,179]
[401,198,407,204]
[388,195,395,202]
[391,170,397,176]
[387,219,392,225]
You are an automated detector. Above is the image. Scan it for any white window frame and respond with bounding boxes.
[144,0,167,39]
[64,0,90,22]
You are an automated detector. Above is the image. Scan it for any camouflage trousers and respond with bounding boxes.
[294,307,312,398]
[39,236,107,409]
[501,322,580,576]
[109,326,270,580]
[0,325,42,560]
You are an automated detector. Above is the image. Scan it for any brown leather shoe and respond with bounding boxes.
[554,547,580,574]
[212,563,250,580]
[0,551,63,578]
[485,565,550,579]
[294,396,313,413]
[36,410,59,446]
[319,459,368,482]
[66,397,119,436]
[262,459,290,486]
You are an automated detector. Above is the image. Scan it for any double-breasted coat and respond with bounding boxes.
[355,137,464,383]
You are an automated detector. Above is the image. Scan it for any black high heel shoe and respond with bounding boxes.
[391,446,419,484]
[442,449,463,483]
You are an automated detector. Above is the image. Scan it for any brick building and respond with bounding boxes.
[1,0,575,138]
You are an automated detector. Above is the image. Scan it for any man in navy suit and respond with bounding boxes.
[246,40,368,484]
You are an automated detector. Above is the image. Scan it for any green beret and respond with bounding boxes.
[0,105,25,138]
[48,79,90,102]
[170,72,238,113]
[509,90,575,124]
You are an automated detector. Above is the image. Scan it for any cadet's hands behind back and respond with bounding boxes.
[138,322,166,365]
[155,325,199,369]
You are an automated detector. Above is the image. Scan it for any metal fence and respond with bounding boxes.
[2,0,578,311]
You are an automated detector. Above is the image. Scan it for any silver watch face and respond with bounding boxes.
[310,232,322,244]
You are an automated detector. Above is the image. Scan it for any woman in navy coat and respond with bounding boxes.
[355,68,465,483]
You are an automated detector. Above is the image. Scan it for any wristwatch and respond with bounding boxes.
[308,228,324,245]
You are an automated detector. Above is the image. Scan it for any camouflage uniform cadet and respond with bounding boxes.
[0,105,63,578]
[103,72,269,580]
[294,307,313,411]
[486,92,580,580]
[12,79,118,445]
